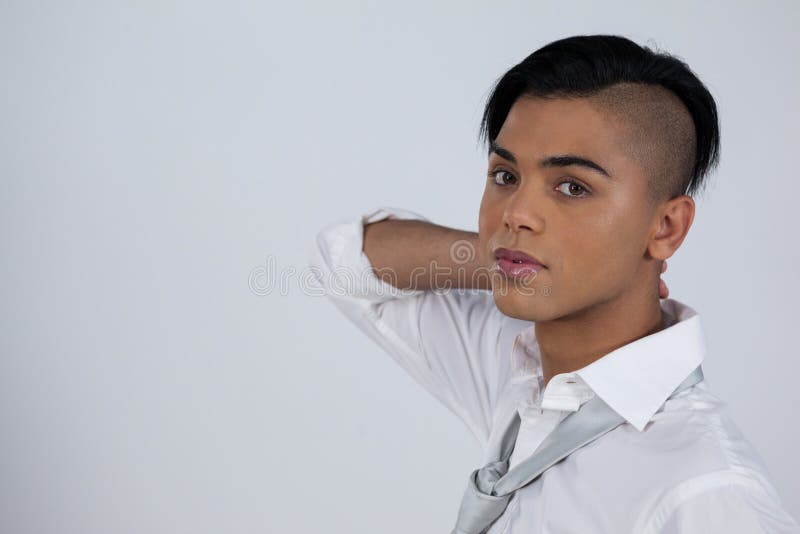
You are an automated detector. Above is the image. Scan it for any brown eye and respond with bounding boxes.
[556,180,590,198]
[490,170,517,186]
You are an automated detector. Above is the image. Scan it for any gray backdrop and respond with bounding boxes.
[2,1,798,532]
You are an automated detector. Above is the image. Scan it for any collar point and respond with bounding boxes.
[629,416,651,433]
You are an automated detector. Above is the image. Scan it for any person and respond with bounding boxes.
[307,34,800,533]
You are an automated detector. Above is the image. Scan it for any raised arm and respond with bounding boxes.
[363,216,490,292]
[308,207,527,448]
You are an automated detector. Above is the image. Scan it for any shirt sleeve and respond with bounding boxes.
[655,478,800,534]
[307,206,511,448]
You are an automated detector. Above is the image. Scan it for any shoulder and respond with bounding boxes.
[642,381,776,483]
[564,381,795,531]
[625,382,795,531]
[609,381,779,494]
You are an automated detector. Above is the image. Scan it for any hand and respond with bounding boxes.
[658,260,669,299]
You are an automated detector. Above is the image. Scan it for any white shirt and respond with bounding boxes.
[308,206,800,534]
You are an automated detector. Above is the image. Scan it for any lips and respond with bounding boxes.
[493,247,546,267]
[492,247,546,279]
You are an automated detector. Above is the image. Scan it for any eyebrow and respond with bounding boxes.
[489,140,613,179]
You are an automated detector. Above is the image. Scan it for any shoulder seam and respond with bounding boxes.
[635,469,774,534]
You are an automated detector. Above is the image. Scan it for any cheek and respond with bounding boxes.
[478,190,499,235]
[555,212,636,282]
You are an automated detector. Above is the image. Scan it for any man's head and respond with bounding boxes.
[477,35,720,322]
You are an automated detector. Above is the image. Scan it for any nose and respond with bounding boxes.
[503,187,545,234]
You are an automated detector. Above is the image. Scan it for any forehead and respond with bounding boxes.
[494,96,636,174]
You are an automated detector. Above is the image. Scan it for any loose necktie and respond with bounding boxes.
[450,365,705,534]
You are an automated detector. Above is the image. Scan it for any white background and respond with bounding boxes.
[2,1,798,532]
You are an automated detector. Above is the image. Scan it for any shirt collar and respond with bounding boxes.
[509,298,706,432]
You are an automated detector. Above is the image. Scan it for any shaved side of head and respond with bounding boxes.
[589,82,697,205]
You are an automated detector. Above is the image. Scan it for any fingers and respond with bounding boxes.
[659,260,669,298]
[659,279,669,299]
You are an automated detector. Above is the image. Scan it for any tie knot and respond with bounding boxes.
[451,465,514,534]
[474,459,510,495]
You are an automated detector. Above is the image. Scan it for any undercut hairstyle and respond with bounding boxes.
[478,35,721,202]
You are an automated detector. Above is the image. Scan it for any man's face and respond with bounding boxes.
[478,95,659,322]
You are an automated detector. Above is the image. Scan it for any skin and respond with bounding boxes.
[477,95,694,388]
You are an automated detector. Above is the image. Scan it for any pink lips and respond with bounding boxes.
[493,247,545,278]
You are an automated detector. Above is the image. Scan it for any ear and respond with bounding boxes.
[648,195,695,260]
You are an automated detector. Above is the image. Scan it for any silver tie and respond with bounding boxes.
[450,366,705,534]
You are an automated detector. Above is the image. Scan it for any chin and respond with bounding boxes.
[491,282,558,322]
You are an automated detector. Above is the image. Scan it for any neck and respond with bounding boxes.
[535,289,668,389]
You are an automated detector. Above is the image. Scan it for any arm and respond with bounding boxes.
[307,207,525,448]
[363,217,490,292]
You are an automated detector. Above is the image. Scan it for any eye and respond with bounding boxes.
[556,180,590,198]
[489,169,517,186]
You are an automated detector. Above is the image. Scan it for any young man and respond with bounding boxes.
[308,35,800,533]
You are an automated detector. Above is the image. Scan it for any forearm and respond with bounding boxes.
[363,218,490,291]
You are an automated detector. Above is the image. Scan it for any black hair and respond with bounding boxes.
[478,34,720,199]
